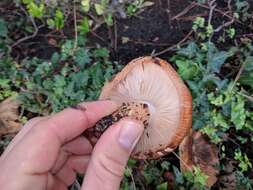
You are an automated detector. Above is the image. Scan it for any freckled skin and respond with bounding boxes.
[87,102,150,140]
[84,102,150,148]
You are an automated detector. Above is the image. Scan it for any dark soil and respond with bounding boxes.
[92,0,194,64]
[8,0,195,63]
[8,0,253,66]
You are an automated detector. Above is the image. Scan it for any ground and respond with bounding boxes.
[0,0,253,189]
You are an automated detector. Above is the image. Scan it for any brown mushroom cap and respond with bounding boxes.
[100,56,192,159]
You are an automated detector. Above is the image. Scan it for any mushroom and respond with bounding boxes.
[179,131,219,187]
[94,56,192,159]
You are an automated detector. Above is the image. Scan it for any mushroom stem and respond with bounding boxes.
[85,102,150,143]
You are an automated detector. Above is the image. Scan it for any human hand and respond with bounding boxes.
[0,100,144,190]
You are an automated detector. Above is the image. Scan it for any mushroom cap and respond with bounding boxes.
[179,131,219,187]
[100,56,192,159]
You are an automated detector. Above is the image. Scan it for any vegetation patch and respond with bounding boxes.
[0,0,253,189]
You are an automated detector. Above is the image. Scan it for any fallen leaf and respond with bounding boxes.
[179,131,219,187]
[0,98,21,136]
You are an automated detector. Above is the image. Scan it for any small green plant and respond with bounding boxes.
[192,17,213,40]
[171,41,253,146]
[78,17,90,35]
[226,28,236,39]
[127,0,144,16]
[19,0,149,31]
[173,166,208,190]
[0,36,119,114]
[22,0,45,18]
[235,171,253,189]
[234,149,252,172]
[235,0,251,21]
[46,9,64,30]
[156,182,167,190]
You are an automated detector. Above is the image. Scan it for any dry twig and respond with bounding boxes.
[171,2,196,21]
[193,1,243,25]
[73,0,78,50]
[214,18,235,32]
[11,6,43,48]
[237,91,253,102]
[152,30,193,57]
[230,61,245,90]
[113,18,118,52]
[167,0,171,26]
[207,0,216,27]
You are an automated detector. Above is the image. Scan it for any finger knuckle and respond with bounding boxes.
[93,153,125,180]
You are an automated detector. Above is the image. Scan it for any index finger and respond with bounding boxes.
[44,100,119,144]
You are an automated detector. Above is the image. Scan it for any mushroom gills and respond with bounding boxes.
[93,102,150,137]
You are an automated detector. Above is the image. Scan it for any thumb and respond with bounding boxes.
[82,119,144,190]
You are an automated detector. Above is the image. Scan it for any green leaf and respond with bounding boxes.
[161,161,170,170]
[22,0,33,4]
[231,95,246,130]
[61,40,74,60]
[127,159,137,167]
[212,111,229,130]
[78,17,90,34]
[54,9,64,30]
[206,24,214,36]
[239,72,253,88]
[74,48,91,68]
[0,19,8,37]
[173,166,184,184]
[27,2,45,18]
[234,150,252,172]
[244,56,253,71]
[156,182,168,190]
[81,0,90,12]
[178,42,198,58]
[105,13,113,26]
[54,75,66,87]
[93,48,109,58]
[175,59,200,80]
[94,3,105,15]
[51,52,60,64]
[0,79,10,88]
[208,50,229,73]
[235,171,253,189]
[201,126,221,143]
[143,166,162,184]
[71,70,89,89]
[192,167,208,186]
[206,44,235,73]
[46,18,55,28]
[239,56,253,87]
[43,79,54,89]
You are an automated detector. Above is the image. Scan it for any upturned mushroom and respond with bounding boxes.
[92,56,192,159]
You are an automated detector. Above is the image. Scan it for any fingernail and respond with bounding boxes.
[118,120,144,151]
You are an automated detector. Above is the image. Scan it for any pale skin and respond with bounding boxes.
[0,100,144,190]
